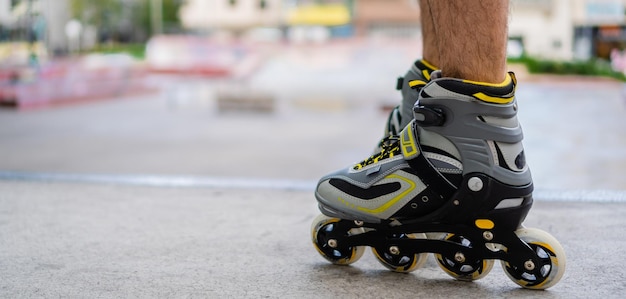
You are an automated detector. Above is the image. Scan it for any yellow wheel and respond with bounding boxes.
[501,228,566,289]
[434,234,494,281]
[311,214,365,265]
[372,233,428,273]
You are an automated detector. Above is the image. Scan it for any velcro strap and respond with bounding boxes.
[405,122,457,199]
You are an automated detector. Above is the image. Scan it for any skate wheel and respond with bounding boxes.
[434,234,494,281]
[501,228,566,289]
[311,214,365,265]
[372,233,428,273]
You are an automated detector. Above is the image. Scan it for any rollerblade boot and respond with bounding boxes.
[375,59,437,152]
[311,72,566,289]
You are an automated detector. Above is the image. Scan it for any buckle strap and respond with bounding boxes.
[413,105,445,127]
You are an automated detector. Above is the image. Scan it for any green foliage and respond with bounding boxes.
[69,0,183,42]
[137,0,183,35]
[509,56,626,81]
[90,43,146,59]
[69,0,123,28]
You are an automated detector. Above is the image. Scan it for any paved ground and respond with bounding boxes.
[1,40,626,297]
[1,181,625,298]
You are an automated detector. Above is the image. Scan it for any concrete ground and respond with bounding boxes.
[0,181,624,298]
[1,41,626,298]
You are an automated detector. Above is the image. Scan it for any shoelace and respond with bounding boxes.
[354,136,401,170]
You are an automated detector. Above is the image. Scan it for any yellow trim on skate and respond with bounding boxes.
[408,80,428,88]
[356,174,416,215]
[510,72,518,86]
[462,74,512,88]
[400,125,419,158]
[475,219,495,230]
[420,60,437,80]
[473,92,514,104]
[421,59,438,72]
[422,70,431,80]
[338,197,357,209]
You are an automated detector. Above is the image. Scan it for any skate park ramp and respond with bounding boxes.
[1,43,626,297]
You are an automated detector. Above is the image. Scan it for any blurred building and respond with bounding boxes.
[509,0,573,60]
[352,0,420,38]
[180,0,285,32]
[0,0,11,27]
[179,0,419,41]
[571,0,626,60]
[510,0,626,60]
[0,0,72,54]
[2,0,626,61]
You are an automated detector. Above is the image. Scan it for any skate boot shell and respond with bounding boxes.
[311,72,566,289]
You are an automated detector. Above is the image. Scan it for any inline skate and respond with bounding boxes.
[311,72,566,289]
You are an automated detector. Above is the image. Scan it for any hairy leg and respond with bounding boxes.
[419,0,438,68]
[422,0,509,83]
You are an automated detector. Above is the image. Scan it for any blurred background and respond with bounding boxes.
[0,0,625,192]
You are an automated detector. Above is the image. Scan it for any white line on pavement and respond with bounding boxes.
[1,171,625,203]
